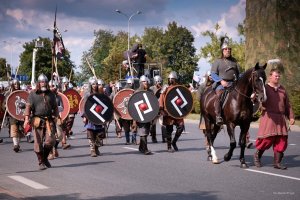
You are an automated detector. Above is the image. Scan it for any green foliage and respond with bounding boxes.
[199,23,246,71]
[0,58,10,81]
[289,89,300,119]
[18,37,73,82]
[161,22,199,84]
[191,92,201,114]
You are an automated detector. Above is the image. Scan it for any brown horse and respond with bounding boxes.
[200,63,267,168]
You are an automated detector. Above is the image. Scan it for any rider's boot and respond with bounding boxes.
[215,90,224,126]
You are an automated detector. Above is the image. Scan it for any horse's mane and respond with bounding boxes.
[237,67,254,85]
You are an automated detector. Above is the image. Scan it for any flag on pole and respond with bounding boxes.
[193,71,200,83]
[53,6,65,60]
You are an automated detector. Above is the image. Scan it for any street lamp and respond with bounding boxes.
[2,40,22,75]
[115,9,142,51]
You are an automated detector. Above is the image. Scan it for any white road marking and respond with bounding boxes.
[123,147,158,154]
[289,144,296,146]
[8,175,49,189]
[245,169,300,181]
[123,147,138,151]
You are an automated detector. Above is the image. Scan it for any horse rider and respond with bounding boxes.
[135,75,152,155]
[24,74,58,170]
[159,71,184,152]
[210,37,240,125]
[81,77,104,157]
[149,75,163,143]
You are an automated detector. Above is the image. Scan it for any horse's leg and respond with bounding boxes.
[209,124,219,164]
[205,121,219,164]
[224,123,236,161]
[239,124,250,168]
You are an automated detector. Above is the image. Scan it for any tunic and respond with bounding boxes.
[257,84,294,139]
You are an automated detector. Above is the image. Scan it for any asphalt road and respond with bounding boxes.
[0,116,299,200]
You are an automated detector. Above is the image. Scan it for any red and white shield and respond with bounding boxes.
[128,91,159,123]
[6,90,29,121]
[164,85,193,119]
[84,93,114,125]
[113,88,134,120]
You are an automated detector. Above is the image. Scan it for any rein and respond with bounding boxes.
[233,70,256,99]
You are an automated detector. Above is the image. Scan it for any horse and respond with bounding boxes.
[200,62,267,168]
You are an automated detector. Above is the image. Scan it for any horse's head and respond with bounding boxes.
[252,62,267,102]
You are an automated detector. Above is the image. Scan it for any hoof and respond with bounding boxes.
[212,159,220,164]
[224,154,231,162]
[207,155,212,161]
[240,163,248,168]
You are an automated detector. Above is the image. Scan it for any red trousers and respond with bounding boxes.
[255,135,288,153]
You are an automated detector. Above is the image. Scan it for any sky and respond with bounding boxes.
[0,0,246,78]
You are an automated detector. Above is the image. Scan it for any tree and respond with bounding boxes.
[18,37,73,82]
[142,27,165,63]
[0,58,10,81]
[199,23,246,71]
[161,22,199,84]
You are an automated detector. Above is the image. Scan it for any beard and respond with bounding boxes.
[40,86,47,92]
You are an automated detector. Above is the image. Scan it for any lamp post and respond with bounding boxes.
[115,10,142,51]
[2,40,22,75]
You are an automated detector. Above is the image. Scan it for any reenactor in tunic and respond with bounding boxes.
[82,78,104,157]
[47,80,64,160]
[24,74,58,170]
[7,79,24,152]
[149,75,163,143]
[135,75,152,155]
[159,71,184,152]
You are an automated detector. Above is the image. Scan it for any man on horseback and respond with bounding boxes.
[211,37,240,125]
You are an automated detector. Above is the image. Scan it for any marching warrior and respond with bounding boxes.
[159,71,184,152]
[7,79,24,152]
[0,83,5,143]
[24,74,58,170]
[47,80,64,160]
[136,75,152,155]
[149,75,163,143]
[60,77,72,149]
[254,68,295,170]
[125,78,138,144]
[82,78,104,157]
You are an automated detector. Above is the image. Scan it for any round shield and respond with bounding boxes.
[164,85,193,119]
[128,91,159,123]
[155,88,162,99]
[6,90,29,121]
[84,93,114,125]
[0,94,5,120]
[63,89,81,114]
[113,89,134,120]
[57,92,70,121]
[79,97,86,114]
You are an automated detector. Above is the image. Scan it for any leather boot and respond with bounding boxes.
[215,90,224,126]
[167,137,174,153]
[36,152,47,170]
[139,137,145,153]
[161,125,166,143]
[43,146,52,168]
[274,152,287,170]
[125,132,130,145]
[253,150,264,167]
[172,134,181,151]
[95,145,101,156]
[140,136,151,155]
